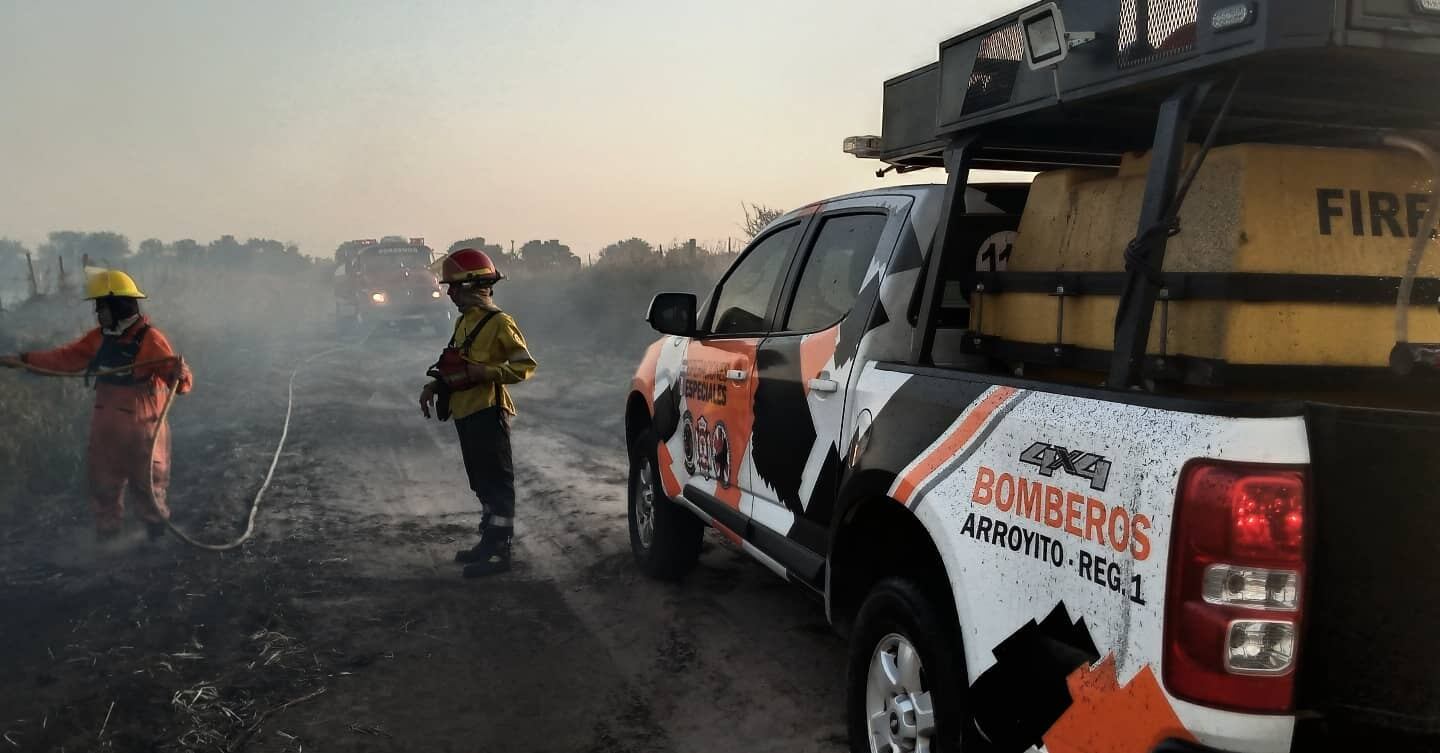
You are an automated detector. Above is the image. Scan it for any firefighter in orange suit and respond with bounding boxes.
[418,248,537,577]
[0,270,193,541]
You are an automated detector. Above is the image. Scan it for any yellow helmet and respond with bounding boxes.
[83,268,147,300]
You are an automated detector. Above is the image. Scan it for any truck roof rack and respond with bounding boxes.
[870,0,1440,172]
[881,0,1440,390]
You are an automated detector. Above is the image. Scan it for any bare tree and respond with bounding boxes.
[740,203,784,240]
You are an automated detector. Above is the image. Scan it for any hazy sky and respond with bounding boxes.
[0,1,1027,259]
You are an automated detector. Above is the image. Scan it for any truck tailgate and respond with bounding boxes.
[1300,403,1440,740]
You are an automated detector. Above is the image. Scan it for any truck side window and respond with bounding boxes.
[785,213,887,333]
[710,224,799,336]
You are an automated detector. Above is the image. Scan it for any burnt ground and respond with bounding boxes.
[0,328,848,753]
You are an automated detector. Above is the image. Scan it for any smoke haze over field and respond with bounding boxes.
[0,0,1027,259]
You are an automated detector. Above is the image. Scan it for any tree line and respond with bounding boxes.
[0,231,316,282]
[1,202,786,302]
[431,203,784,275]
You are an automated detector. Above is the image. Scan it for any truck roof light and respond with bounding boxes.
[1212,3,1257,32]
[843,135,883,159]
[1019,3,1097,71]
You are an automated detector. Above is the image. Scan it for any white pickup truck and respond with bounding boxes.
[624,2,1440,751]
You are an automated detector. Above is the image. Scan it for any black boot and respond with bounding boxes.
[462,527,512,578]
[454,514,492,563]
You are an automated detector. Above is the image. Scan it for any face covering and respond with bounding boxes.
[473,287,499,311]
[448,285,498,312]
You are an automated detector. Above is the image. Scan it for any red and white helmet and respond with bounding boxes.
[432,248,504,286]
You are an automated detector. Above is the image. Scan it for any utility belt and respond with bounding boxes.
[427,311,500,422]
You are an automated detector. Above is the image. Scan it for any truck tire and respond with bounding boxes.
[628,428,703,580]
[847,577,968,753]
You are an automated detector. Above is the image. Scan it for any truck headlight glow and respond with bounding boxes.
[431,290,442,299]
[370,291,388,304]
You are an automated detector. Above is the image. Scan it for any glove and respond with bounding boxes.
[450,364,492,388]
[437,362,495,390]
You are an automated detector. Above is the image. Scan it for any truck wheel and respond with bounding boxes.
[847,578,968,753]
[628,428,703,580]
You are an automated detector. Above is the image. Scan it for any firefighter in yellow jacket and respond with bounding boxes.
[419,248,537,577]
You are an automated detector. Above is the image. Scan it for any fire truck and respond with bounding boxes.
[333,237,450,336]
[624,1,1440,751]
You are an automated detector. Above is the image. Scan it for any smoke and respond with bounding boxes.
[0,245,736,525]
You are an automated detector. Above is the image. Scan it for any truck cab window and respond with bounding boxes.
[710,224,799,336]
[785,213,887,333]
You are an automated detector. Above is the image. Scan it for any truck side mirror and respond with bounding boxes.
[647,293,698,337]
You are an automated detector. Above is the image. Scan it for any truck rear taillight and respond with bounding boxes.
[1164,461,1309,713]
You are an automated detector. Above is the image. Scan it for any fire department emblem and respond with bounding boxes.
[681,410,696,475]
[712,421,731,489]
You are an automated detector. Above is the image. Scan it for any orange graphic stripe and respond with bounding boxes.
[1043,656,1194,753]
[657,444,683,499]
[893,386,1019,505]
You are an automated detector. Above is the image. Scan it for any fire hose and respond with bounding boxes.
[12,348,346,551]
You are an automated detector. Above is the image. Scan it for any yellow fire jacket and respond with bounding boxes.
[447,307,537,420]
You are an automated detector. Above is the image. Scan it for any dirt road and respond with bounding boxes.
[0,329,848,753]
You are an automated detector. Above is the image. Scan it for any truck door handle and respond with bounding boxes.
[809,378,840,393]
[726,369,748,381]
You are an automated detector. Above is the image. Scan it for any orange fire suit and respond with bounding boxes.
[21,317,193,533]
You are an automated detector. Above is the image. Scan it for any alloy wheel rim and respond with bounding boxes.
[865,633,936,753]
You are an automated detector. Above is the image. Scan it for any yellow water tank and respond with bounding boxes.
[981,144,1438,368]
